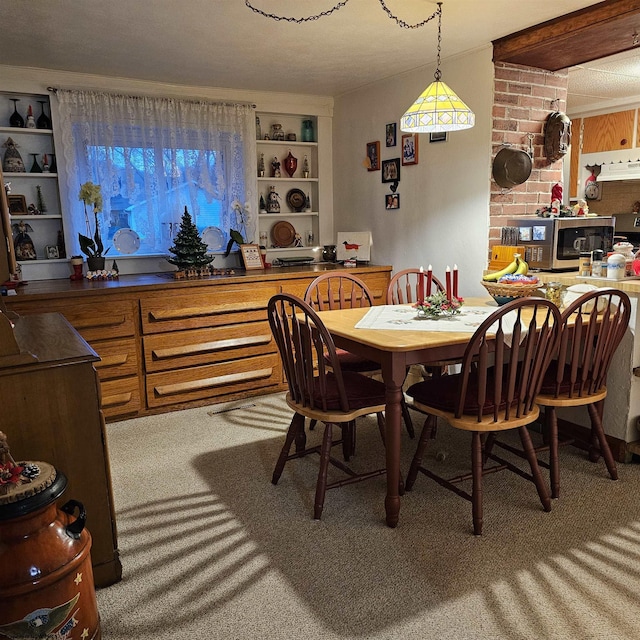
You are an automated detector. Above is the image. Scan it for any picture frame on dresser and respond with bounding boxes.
[240,244,264,270]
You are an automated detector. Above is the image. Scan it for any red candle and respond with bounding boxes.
[418,266,424,304]
[445,266,451,301]
[427,264,433,297]
[453,264,458,299]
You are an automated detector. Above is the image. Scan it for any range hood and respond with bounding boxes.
[596,161,640,182]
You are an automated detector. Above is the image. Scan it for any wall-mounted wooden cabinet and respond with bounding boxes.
[580,109,635,154]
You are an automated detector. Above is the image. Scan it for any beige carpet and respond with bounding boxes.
[97,393,640,639]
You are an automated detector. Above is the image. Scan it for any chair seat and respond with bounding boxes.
[325,349,380,373]
[308,370,387,411]
[538,360,599,396]
[407,369,511,416]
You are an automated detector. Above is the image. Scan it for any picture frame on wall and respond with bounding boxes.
[7,195,27,215]
[366,141,380,171]
[240,244,264,270]
[429,131,448,143]
[386,123,397,147]
[381,158,400,183]
[385,193,400,210]
[401,133,419,165]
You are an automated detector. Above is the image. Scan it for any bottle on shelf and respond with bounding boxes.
[301,119,314,142]
[9,99,24,128]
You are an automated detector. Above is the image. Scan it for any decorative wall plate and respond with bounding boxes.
[272,221,296,247]
[202,226,225,252]
[286,188,306,212]
[113,228,141,254]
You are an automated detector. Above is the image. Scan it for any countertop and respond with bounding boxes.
[532,271,640,294]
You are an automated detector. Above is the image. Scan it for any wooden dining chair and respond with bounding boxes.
[267,293,390,520]
[305,272,415,439]
[404,298,562,535]
[528,288,631,499]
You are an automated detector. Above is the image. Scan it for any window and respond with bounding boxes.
[56,90,256,257]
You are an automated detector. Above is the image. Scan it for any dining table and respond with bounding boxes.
[317,296,502,528]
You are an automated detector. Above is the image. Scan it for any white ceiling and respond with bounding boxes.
[0,0,636,111]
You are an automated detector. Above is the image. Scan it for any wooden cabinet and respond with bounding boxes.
[5,264,391,418]
[581,109,635,154]
[0,312,121,587]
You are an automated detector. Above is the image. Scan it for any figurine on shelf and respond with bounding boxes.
[293,233,304,247]
[25,104,36,129]
[12,220,37,260]
[258,153,265,177]
[271,156,281,178]
[302,155,310,178]
[2,137,26,173]
[267,186,280,213]
[259,194,267,214]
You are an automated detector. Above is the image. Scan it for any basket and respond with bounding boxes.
[482,280,541,306]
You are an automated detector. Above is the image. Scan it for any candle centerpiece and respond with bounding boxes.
[413,290,464,319]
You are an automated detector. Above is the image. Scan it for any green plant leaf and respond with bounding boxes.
[223,237,234,258]
[78,233,96,257]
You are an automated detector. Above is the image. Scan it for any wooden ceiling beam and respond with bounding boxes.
[492,0,640,71]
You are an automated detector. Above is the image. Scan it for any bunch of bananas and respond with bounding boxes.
[483,253,529,282]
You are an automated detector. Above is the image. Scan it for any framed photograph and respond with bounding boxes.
[385,193,400,210]
[429,131,448,143]
[7,195,27,215]
[401,133,419,165]
[385,123,397,147]
[45,245,59,259]
[240,243,264,270]
[366,141,380,171]
[381,158,401,183]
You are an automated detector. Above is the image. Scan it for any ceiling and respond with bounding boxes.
[0,0,636,112]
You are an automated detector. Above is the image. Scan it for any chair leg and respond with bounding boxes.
[309,419,317,431]
[545,406,560,499]
[314,422,334,519]
[295,416,307,453]
[518,426,552,512]
[342,420,355,461]
[273,413,304,484]
[406,415,436,490]
[588,401,618,480]
[401,397,415,439]
[471,431,484,536]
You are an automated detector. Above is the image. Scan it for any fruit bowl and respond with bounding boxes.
[482,280,541,306]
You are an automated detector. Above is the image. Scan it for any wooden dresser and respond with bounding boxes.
[5,264,391,421]
[0,312,121,587]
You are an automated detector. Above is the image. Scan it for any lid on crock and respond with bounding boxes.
[0,431,66,520]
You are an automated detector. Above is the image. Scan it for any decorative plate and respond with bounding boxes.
[272,221,296,247]
[286,188,306,212]
[202,226,225,252]
[113,228,141,255]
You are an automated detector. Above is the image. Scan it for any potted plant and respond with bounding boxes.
[78,181,108,271]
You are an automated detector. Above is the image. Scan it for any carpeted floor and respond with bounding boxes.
[96,393,640,639]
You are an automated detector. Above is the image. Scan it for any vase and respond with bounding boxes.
[9,99,24,128]
[283,150,297,178]
[302,119,314,142]
[36,100,52,129]
[29,153,42,173]
[87,256,105,271]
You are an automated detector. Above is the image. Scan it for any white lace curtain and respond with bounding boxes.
[55,89,256,255]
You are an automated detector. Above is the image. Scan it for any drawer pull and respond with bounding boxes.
[74,315,128,330]
[154,367,273,397]
[152,334,271,360]
[96,354,129,368]
[102,391,133,407]
[148,301,267,322]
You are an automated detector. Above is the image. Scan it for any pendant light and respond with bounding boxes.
[401,3,475,133]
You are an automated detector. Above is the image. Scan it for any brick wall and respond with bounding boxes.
[489,62,569,254]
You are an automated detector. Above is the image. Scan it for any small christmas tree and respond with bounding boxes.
[167,206,213,271]
[36,185,47,213]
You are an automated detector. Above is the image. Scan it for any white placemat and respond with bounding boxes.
[355,305,498,332]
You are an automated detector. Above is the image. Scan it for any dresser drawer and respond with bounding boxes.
[93,337,139,380]
[146,353,282,408]
[100,376,141,419]
[143,321,274,373]
[141,285,280,334]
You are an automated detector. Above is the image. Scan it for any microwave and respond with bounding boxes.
[506,216,615,271]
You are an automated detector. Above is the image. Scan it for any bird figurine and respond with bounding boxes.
[0,593,80,639]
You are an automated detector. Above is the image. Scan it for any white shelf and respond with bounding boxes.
[17,258,67,265]
[259,212,318,217]
[257,140,318,147]
[0,126,52,135]
[257,177,318,182]
[10,214,61,220]
[266,246,319,253]
[4,172,58,178]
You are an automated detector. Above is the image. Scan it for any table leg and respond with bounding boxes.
[382,356,406,528]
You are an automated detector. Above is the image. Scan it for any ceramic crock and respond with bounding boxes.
[0,456,101,640]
